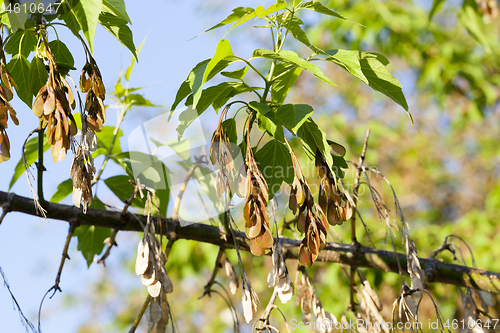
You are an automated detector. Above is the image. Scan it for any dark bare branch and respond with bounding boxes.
[1,190,500,293]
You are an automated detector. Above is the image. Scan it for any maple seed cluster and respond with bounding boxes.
[288,148,329,267]
[221,252,239,295]
[210,123,237,198]
[135,228,173,298]
[80,61,106,132]
[32,55,77,163]
[70,146,95,213]
[267,241,294,303]
[241,273,259,323]
[316,151,353,226]
[296,190,329,267]
[0,64,17,163]
[243,149,274,256]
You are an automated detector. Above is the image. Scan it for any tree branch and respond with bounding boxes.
[1,190,500,293]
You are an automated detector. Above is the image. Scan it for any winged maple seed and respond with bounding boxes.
[147,294,170,333]
[32,50,77,163]
[210,124,238,199]
[267,241,294,303]
[241,273,259,323]
[221,252,239,295]
[70,146,95,213]
[295,270,315,323]
[312,296,337,333]
[135,201,173,299]
[0,63,18,163]
[80,61,106,132]
[243,147,273,256]
[357,271,387,333]
[405,237,424,316]
[463,288,493,333]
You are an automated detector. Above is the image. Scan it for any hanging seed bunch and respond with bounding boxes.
[297,194,330,267]
[221,252,239,295]
[296,268,337,330]
[210,112,239,199]
[243,136,273,256]
[147,292,171,332]
[267,241,294,303]
[241,272,259,323]
[288,143,307,215]
[0,63,17,163]
[135,193,173,299]
[286,142,329,267]
[80,58,106,133]
[295,269,315,323]
[356,271,387,333]
[316,149,352,226]
[32,42,77,163]
[70,146,95,213]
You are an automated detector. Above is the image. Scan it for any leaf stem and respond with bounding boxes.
[261,61,275,102]
[234,56,267,83]
[92,103,128,186]
[256,131,266,148]
[37,121,45,203]
[128,295,151,333]
[278,8,295,52]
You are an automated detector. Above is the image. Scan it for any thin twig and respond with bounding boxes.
[349,129,370,312]
[0,266,36,332]
[22,127,46,218]
[98,182,140,265]
[206,288,243,332]
[165,238,175,258]
[50,221,78,297]
[37,120,45,203]
[0,192,13,226]
[254,289,279,332]
[92,102,129,186]
[200,247,225,298]
[128,295,151,333]
[0,208,7,225]
[37,221,78,331]
[351,129,370,243]
[429,238,456,261]
[172,159,201,221]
